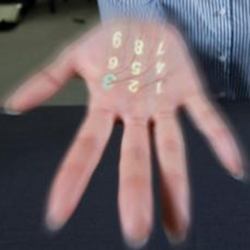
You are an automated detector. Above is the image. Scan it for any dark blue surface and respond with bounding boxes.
[0,102,250,250]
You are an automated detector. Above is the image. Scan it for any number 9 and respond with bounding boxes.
[113,31,122,49]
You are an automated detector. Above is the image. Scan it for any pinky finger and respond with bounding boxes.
[184,93,248,180]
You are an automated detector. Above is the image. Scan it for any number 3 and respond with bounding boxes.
[102,74,117,90]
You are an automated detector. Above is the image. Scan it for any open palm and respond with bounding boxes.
[4,19,246,247]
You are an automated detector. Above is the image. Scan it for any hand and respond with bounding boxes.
[3,19,247,247]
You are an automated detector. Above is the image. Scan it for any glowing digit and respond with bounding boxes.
[108,57,119,70]
[113,31,122,49]
[156,81,163,94]
[157,41,165,56]
[102,74,117,90]
[128,80,140,93]
[134,39,144,55]
[156,62,166,75]
[131,61,142,76]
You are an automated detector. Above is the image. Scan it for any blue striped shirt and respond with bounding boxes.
[97,0,250,100]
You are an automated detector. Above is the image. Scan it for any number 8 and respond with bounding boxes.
[134,39,144,55]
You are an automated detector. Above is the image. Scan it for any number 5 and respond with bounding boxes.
[131,61,142,76]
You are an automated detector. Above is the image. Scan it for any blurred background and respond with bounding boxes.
[0,0,99,105]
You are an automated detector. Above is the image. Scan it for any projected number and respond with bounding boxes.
[157,41,165,56]
[104,33,167,95]
[156,62,166,75]
[156,81,163,94]
[128,80,140,93]
[102,74,117,90]
[112,31,122,49]
[108,56,119,70]
[131,61,142,76]
[134,39,144,55]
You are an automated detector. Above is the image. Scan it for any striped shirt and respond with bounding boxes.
[97,0,250,100]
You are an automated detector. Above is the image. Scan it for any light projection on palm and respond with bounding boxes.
[102,29,167,94]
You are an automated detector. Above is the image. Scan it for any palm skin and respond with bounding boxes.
[3,19,247,247]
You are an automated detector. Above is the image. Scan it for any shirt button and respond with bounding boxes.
[218,91,226,98]
[218,7,226,16]
[219,54,227,62]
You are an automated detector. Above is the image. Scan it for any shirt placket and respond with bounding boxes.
[215,0,233,98]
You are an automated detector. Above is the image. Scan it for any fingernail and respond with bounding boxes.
[164,227,187,246]
[45,212,65,232]
[232,170,245,181]
[45,201,66,232]
[3,107,22,116]
[232,168,249,183]
[230,154,247,181]
[227,136,248,182]
[124,235,149,249]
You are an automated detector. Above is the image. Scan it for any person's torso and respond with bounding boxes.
[98,0,250,100]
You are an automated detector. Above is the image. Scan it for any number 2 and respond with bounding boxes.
[128,80,140,93]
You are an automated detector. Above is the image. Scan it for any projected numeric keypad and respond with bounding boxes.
[102,31,167,94]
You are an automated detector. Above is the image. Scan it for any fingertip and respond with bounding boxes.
[232,169,250,183]
[44,199,67,233]
[162,211,191,247]
[120,212,152,250]
[229,154,249,183]
[123,233,149,249]
[1,103,22,116]
[44,212,65,233]
[232,171,246,181]
[164,225,189,247]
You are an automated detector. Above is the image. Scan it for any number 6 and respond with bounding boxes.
[108,57,119,70]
